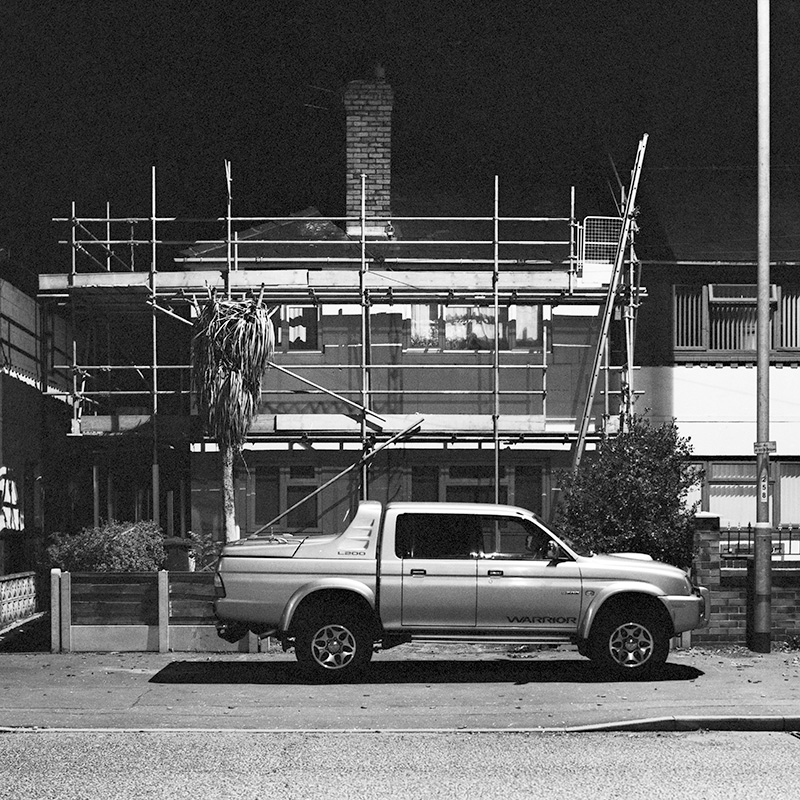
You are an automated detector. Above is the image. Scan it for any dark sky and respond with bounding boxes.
[2,1,798,272]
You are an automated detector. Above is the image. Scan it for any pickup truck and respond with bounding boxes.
[214,501,709,679]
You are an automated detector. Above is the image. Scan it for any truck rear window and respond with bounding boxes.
[395,513,481,559]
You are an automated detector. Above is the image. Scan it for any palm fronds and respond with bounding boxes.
[192,291,274,453]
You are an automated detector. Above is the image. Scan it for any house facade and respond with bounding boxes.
[37,73,636,540]
[0,267,70,574]
[636,170,800,554]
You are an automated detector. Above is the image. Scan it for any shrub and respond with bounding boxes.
[188,529,223,571]
[554,415,703,567]
[47,520,166,572]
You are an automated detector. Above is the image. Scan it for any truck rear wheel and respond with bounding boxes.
[589,606,669,679]
[294,609,373,680]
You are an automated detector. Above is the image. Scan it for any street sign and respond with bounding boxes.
[754,441,776,454]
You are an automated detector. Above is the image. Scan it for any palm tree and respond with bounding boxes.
[192,290,274,542]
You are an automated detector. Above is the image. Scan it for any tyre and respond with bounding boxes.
[294,609,373,681]
[589,606,669,679]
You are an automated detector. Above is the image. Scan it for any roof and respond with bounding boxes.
[177,206,573,271]
[639,169,800,264]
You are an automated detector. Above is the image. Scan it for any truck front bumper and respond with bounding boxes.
[660,586,710,633]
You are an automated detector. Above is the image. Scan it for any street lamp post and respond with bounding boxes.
[752,0,772,654]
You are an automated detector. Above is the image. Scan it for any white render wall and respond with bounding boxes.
[638,365,800,457]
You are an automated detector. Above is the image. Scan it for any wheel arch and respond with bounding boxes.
[281,580,379,639]
[580,585,674,642]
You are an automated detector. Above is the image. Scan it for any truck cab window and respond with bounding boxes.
[395,514,480,559]
[479,516,553,560]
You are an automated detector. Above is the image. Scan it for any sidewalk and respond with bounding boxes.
[1,616,799,732]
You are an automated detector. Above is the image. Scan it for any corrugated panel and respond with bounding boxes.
[780,464,800,525]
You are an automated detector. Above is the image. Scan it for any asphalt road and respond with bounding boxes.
[2,730,799,799]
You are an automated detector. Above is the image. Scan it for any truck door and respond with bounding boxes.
[476,515,582,633]
[395,512,479,627]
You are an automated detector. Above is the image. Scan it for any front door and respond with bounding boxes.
[475,515,583,634]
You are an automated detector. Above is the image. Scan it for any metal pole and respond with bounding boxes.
[569,186,576,294]
[92,462,100,529]
[752,0,772,653]
[493,176,501,504]
[359,174,370,500]
[225,159,233,297]
[106,202,111,271]
[151,166,160,526]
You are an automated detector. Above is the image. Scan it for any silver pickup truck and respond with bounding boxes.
[214,501,709,679]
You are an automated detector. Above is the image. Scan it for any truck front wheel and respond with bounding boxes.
[294,610,373,680]
[589,607,669,679]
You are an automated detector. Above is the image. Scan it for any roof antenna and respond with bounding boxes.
[608,152,625,215]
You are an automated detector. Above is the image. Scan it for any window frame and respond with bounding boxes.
[673,284,800,361]
[401,303,542,353]
[274,305,322,353]
[252,464,321,534]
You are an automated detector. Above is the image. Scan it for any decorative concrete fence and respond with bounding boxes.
[0,571,39,630]
[50,569,260,653]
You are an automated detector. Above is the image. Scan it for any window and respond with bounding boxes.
[254,465,319,533]
[478,516,552,560]
[401,304,540,351]
[255,467,280,526]
[409,304,439,349]
[411,465,439,502]
[274,306,319,352]
[412,464,544,507]
[445,465,508,505]
[395,513,481,559]
[706,462,772,529]
[673,284,800,357]
[514,465,543,516]
[444,306,503,350]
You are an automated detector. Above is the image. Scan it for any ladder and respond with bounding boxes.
[572,134,648,471]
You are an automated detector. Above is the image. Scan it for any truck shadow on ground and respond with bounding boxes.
[150,658,704,686]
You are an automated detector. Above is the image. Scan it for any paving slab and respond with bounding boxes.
[1,621,799,732]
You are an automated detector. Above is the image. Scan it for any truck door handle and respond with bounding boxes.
[488,569,504,577]
[410,569,427,576]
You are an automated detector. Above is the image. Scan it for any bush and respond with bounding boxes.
[188,529,223,571]
[47,520,166,572]
[554,415,703,567]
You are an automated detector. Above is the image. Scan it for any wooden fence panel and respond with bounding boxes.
[169,572,217,624]
[70,573,159,626]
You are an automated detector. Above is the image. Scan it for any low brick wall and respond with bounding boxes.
[692,515,800,645]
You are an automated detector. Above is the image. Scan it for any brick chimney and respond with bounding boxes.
[344,65,393,238]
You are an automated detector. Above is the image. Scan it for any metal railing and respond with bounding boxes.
[720,525,800,561]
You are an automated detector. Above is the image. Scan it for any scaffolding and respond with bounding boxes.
[40,151,645,524]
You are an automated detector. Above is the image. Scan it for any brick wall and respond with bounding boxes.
[692,514,800,645]
[343,75,393,232]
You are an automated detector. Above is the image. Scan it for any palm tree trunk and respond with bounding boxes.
[222,443,238,542]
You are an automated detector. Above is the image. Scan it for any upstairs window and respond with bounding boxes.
[405,304,540,351]
[674,284,798,358]
[274,306,320,352]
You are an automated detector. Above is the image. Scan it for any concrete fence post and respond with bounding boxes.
[60,572,72,653]
[158,570,170,653]
[50,569,61,653]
